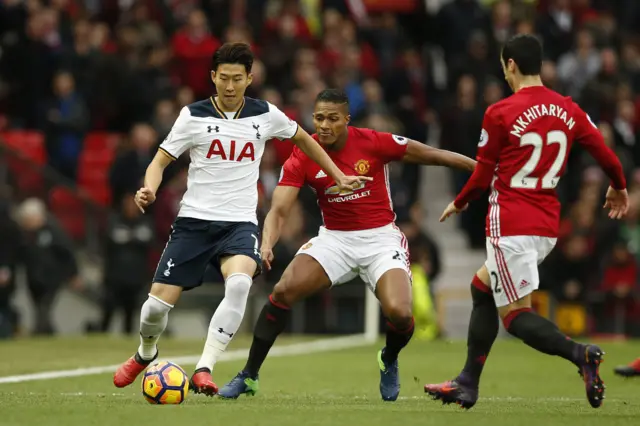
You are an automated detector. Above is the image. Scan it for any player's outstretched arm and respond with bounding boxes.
[261,185,301,270]
[135,150,173,213]
[439,161,494,223]
[574,106,629,218]
[290,128,372,190]
[440,111,502,223]
[402,140,476,172]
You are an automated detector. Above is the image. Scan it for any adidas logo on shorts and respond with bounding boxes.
[315,170,327,179]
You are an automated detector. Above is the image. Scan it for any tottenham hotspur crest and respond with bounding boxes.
[164,258,175,277]
[252,123,261,139]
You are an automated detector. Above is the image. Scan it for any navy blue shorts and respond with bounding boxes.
[153,218,261,290]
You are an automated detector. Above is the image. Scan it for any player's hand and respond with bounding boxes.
[439,201,467,222]
[135,187,156,213]
[603,186,629,220]
[336,175,373,192]
[261,246,274,271]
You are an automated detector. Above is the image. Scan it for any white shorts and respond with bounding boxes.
[296,223,411,292]
[485,236,557,307]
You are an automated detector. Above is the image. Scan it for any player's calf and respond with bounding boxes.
[228,254,331,392]
[376,269,414,401]
[195,273,252,373]
[502,306,583,366]
[114,294,173,388]
[377,269,414,364]
[378,315,413,402]
[424,272,496,409]
[458,273,499,386]
[502,305,606,408]
[138,294,173,359]
[219,295,289,398]
[382,314,414,364]
[242,294,291,379]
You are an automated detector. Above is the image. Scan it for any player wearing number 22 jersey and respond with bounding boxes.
[219,88,476,402]
[460,86,624,240]
[425,34,629,410]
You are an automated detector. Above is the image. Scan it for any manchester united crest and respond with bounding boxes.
[354,159,370,175]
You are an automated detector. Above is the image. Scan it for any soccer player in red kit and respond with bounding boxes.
[424,34,629,409]
[218,88,476,401]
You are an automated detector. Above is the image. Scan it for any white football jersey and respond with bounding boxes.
[159,97,298,224]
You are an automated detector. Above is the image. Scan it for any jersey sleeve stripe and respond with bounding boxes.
[489,177,499,237]
[158,147,177,161]
[289,123,300,139]
[383,164,394,212]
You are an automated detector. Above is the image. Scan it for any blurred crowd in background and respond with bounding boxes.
[1,0,640,338]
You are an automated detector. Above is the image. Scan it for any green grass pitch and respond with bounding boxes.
[1,335,639,426]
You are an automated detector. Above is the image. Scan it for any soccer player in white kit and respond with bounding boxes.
[113,43,368,395]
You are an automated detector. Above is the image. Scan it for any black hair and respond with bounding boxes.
[315,89,349,105]
[501,34,543,76]
[211,42,254,73]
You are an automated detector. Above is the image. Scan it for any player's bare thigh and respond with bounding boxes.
[475,264,532,319]
[272,254,331,307]
[220,254,257,279]
[375,268,413,328]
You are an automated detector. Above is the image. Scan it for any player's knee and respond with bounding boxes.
[149,282,182,306]
[384,302,413,330]
[272,280,296,308]
[501,306,532,333]
[141,295,173,322]
[224,273,252,303]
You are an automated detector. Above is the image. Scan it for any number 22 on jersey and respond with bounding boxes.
[511,130,568,189]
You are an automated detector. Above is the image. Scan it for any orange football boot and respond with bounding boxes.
[113,352,157,388]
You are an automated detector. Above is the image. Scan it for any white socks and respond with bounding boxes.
[196,273,252,371]
[137,274,251,369]
[138,295,173,360]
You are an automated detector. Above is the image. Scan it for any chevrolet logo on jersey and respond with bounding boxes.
[324,181,365,196]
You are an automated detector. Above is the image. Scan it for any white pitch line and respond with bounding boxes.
[1,392,620,404]
[0,334,372,384]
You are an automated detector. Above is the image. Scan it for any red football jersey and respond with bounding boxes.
[278,126,408,231]
[455,86,625,238]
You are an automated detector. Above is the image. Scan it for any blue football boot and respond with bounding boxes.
[218,371,259,399]
[378,348,400,401]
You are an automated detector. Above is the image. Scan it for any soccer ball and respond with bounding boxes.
[142,361,189,404]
